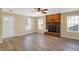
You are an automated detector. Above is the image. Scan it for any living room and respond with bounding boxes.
[0,8,79,51]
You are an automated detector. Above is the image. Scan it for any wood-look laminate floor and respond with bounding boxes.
[0,33,79,51]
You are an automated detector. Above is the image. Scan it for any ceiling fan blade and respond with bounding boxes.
[42,12,47,14]
[33,8,47,14]
[42,9,48,11]
[34,8,41,12]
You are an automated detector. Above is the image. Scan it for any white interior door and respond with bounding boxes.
[38,18,44,30]
[3,16,14,38]
[37,18,44,33]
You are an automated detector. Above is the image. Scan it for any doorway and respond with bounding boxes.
[37,17,45,33]
[3,16,14,38]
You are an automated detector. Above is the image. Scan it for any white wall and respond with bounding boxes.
[2,12,46,39]
[2,12,36,38]
[61,11,79,40]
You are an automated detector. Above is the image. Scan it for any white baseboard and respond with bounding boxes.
[36,31,44,33]
[2,32,35,39]
[61,35,79,40]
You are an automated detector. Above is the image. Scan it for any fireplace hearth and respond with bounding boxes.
[44,22,60,37]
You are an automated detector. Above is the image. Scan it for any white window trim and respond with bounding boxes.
[67,15,79,33]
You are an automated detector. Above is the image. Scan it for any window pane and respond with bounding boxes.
[67,16,79,32]
[25,18,31,30]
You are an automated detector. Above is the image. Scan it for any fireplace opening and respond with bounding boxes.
[48,23,56,32]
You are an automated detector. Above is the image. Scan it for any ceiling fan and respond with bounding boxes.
[33,8,48,14]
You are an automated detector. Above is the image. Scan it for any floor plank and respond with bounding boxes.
[0,33,79,51]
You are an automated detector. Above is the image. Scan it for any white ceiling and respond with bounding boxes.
[2,8,79,17]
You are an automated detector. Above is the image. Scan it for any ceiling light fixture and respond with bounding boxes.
[38,12,42,14]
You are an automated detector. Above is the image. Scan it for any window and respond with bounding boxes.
[38,18,44,30]
[25,18,31,30]
[67,16,79,32]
